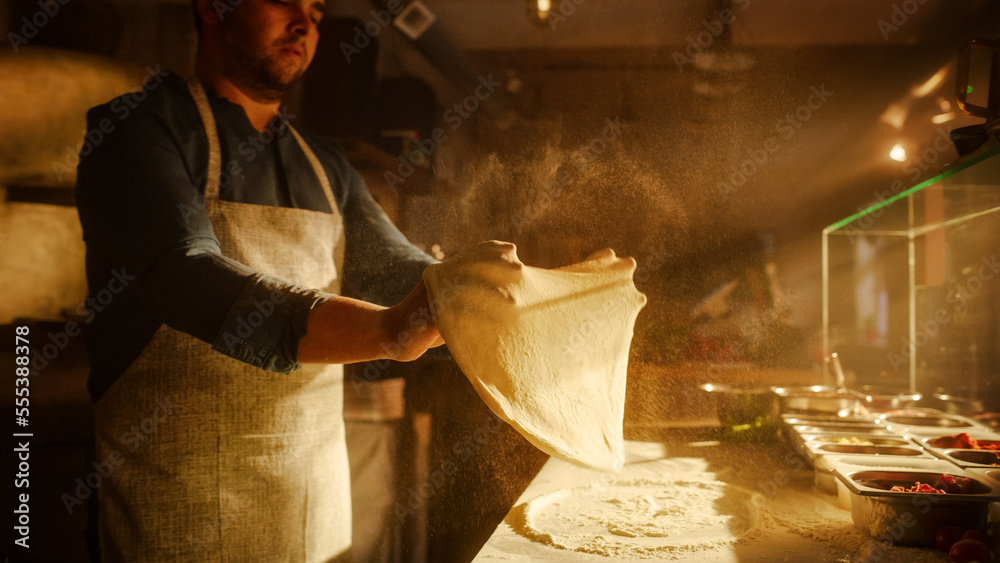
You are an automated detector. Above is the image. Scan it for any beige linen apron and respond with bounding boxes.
[94,81,350,562]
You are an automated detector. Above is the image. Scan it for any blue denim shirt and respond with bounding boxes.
[76,72,434,402]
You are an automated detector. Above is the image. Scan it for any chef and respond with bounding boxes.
[74,0,443,560]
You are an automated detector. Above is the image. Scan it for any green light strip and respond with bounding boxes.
[824,144,1000,233]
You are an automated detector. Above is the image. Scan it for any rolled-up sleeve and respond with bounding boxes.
[212,273,331,372]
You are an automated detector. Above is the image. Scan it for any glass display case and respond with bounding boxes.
[822,139,1000,414]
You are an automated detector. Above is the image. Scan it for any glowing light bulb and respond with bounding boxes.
[889,144,907,162]
[529,0,551,25]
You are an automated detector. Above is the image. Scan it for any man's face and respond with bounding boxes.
[219,0,325,101]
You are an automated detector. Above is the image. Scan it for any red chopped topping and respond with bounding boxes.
[930,433,978,449]
[890,482,946,494]
[925,474,975,494]
[929,433,1000,450]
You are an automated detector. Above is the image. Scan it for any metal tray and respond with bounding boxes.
[789,426,897,463]
[918,431,1000,451]
[782,413,877,425]
[831,468,998,546]
[792,424,892,435]
[967,468,1000,490]
[856,386,922,413]
[698,383,781,439]
[806,442,932,460]
[773,385,863,416]
[877,409,989,436]
[814,455,955,500]
[798,438,933,474]
[804,435,913,447]
[936,449,1000,468]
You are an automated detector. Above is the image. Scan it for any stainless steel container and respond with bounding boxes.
[782,414,877,425]
[812,444,928,457]
[856,386,922,412]
[879,410,989,436]
[772,385,863,416]
[805,435,913,447]
[798,435,913,472]
[795,433,929,471]
[967,468,1000,490]
[918,431,1000,450]
[832,468,998,547]
[814,455,954,498]
[698,383,781,440]
[792,424,891,435]
[936,449,1000,468]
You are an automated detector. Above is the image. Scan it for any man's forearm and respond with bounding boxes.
[296,296,391,364]
[297,281,443,365]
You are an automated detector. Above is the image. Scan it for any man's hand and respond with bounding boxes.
[377,280,445,362]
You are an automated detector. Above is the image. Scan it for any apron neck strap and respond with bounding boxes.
[188,80,223,201]
[186,80,339,212]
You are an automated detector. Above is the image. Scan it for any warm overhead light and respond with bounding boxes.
[528,0,551,26]
[936,97,952,112]
[912,67,947,98]
[890,144,907,162]
[931,112,955,124]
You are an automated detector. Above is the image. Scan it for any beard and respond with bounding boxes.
[222,27,308,102]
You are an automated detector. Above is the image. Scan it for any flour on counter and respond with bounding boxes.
[505,475,950,562]
[506,478,767,559]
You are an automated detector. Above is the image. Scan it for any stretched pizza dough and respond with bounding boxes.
[423,241,646,471]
